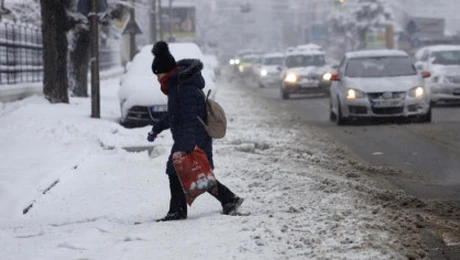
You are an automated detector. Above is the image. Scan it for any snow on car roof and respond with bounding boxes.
[263,52,284,58]
[139,42,203,60]
[346,49,408,59]
[425,45,460,52]
[287,48,325,56]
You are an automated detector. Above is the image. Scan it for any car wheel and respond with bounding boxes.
[336,100,349,126]
[281,89,289,100]
[419,107,432,123]
[329,101,337,121]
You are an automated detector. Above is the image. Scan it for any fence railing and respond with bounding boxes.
[0,21,121,86]
[0,22,43,85]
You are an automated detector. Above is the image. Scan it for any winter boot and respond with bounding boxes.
[156,207,187,222]
[222,197,244,215]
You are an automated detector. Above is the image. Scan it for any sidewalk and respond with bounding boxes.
[0,74,425,259]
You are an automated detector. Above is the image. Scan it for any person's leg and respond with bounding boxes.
[210,181,236,204]
[157,173,187,222]
[209,180,244,215]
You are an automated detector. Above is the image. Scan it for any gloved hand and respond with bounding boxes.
[147,130,158,142]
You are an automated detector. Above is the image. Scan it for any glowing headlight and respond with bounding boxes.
[346,89,365,99]
[260,69,268,76]
[284,73,297,83]
[229,59,235,65]
[409,86,424,97]
[235,59,240,65]
[322,72,332,81]
[239,65,244,72]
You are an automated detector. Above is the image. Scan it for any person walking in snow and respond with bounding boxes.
[147,41,244,222]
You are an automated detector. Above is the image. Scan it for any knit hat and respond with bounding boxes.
[151,41,176,75]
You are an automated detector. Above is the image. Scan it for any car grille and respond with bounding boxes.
[348,105,367,114]
[372,107,404,114]
[127,106,166,123]
[448,76,460,84]
[297,73,321,80]
[367,91,406,100]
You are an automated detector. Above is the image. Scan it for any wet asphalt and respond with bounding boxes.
[241,80,460,202]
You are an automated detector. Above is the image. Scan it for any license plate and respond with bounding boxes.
[372,100,401,108]
[151,105,167,112]
[299,79,319,88]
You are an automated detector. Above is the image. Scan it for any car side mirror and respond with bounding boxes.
[330,73,340,81]
[421,71,431,78]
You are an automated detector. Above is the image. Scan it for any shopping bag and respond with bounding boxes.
[172,147,218,206]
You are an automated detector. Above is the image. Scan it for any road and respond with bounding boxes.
[240,81,460,202]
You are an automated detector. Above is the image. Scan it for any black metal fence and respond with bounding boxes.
[0,21,121,86]
[0,22,43,85]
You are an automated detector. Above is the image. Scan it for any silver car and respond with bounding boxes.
[329,50,432,125]
[257,52,284,88]
[415,46,460,105]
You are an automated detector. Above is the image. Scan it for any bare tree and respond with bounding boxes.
[67,0,91,97]
[68,1,127,97]
[39,0,71,103]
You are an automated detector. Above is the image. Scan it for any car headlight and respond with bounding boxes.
[346,88,365,99]
[408,86,425,97]
[260,69,268,77]
[229,59,235,65]
[235,59,240,65]
[284,73,297,83]
[322,72,332,81]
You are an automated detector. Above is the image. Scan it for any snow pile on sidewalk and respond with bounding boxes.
[0,77,425,259]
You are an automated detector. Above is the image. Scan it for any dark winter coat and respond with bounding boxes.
[152,59,213,175]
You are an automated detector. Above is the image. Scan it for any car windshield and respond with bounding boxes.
[263,57,283,66]
[241,56,257,63]
[345,56,417,78]
[285,55,326,68]
[432,50,460,65]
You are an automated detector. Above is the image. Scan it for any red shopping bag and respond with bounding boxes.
[172,147,218,206]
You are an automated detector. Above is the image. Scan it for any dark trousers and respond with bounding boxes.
[168,173,236,214]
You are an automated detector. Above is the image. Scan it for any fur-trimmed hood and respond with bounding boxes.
[175,59,204,84]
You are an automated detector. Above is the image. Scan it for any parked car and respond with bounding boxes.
[413,45,460,105]
[118,42,216,127]
[329,49,432,125]
[256,52,284,88]
[279,47,330,99]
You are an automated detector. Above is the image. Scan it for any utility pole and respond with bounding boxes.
[168,0,173,41]
[90,0,100,118]
[129,0,136,61]
[150,0,157,43]
[158,0,163,40]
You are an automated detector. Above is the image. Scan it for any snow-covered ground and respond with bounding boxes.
[0,75,428,259]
